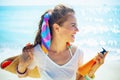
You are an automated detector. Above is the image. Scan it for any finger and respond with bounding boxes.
[28,47,33,52]
[26,43,31,46]
[26,44,34,49]
[96,55,101,61]
[98,53,104,58]
[23,47,32,54]
[22,47,30,52]
[95,57,99,64]
[26,48,30,52]
[22,51,31,60]
[96,54,104,63]
[22,53,29,61]
[98,55,104,64]
[23,46,27,52]
[104,51,109,57]
[22,43,33,51]
[28,52,33,60]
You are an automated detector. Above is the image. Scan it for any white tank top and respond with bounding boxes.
[28,44,83,80]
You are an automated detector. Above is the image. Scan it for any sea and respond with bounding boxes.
[0,5,120,80]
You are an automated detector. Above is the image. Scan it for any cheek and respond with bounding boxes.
[59,27,73,37]
[62,29,72,37]
[60,30,69,37]
[63,29,71,33]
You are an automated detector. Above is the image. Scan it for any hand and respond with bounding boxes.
[94,51,108,66]
[88,51,109,77]
[18,43,34,72]
[76,72,85,80]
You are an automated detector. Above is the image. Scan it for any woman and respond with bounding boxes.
[17,4,108,80]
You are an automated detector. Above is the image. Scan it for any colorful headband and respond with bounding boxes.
[41,13,51,54]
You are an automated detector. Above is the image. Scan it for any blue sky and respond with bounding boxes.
[0,0,120,6]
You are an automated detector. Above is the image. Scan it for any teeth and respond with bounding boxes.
[72,35,75,38]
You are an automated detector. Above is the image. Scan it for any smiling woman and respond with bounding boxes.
[0,4,109,80]
[0,2,120,80]
[0,4,81,80]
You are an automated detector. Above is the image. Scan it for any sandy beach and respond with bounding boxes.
[0,61,120,80]
[94,61,120,80]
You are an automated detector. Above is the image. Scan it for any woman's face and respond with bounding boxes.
[59,13,79,42]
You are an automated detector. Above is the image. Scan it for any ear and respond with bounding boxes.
[53,23,60,32]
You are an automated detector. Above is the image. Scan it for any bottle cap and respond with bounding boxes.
[100,48,107,54]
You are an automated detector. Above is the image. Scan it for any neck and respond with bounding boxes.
[50,39,68,54]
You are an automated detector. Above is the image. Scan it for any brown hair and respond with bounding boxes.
[34,4,75,46]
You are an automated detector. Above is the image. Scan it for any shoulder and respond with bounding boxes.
[33,44,43,57]
[33,44,46,57]
[71,44,77,54]
[33,44,43,53]
[31,44,46,66]
[71,43,84,65]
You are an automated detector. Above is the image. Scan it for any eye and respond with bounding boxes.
[72,24,76,27]
[71,23,77,28]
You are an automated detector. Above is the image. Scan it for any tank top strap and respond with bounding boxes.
[69,47,73,57]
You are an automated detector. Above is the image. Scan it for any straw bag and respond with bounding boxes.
[0,55,40,78]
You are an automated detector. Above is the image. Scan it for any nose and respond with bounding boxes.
[75,26,79,32]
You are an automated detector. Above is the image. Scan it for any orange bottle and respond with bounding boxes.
[78,48,107,76]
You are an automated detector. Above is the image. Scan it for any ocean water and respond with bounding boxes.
[0,5,120,80]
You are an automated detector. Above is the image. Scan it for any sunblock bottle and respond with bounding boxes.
[78,48,107,76]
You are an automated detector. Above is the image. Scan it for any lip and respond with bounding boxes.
[72,34,75,38]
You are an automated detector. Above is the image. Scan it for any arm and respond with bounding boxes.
[88,51,108,78]
[17,44,34,78]
[77,51,108,80]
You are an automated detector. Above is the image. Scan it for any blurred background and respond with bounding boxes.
[0,0,120,80]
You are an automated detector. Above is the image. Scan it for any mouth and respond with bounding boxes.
[72,34,75,39]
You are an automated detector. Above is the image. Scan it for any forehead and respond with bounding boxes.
[65,13,76,23]
[61,15,77,27]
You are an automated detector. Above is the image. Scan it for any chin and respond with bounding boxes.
[67,37,75,43]
[70,39,75,43]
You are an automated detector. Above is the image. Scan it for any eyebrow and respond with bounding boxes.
[71,23,77,25]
